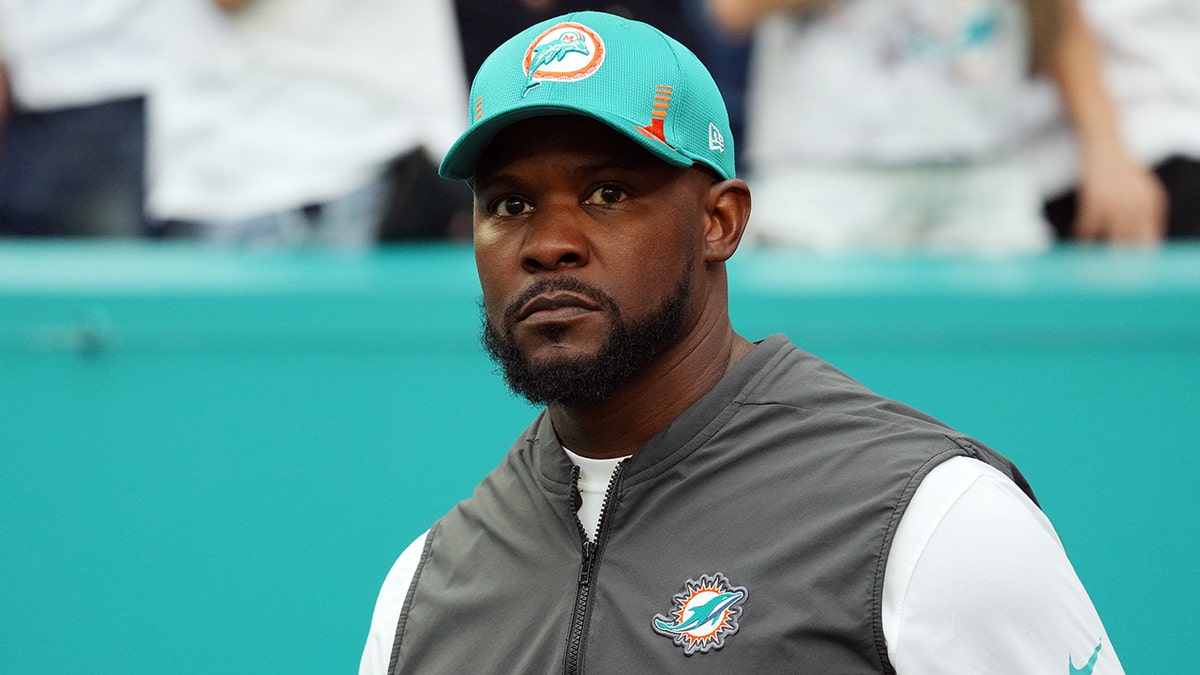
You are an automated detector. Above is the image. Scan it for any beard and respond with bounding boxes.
[481,265,693,407]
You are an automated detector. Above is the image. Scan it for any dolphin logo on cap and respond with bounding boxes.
[522,22,606,95]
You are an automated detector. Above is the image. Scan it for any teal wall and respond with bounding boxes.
[2,242,1197,673]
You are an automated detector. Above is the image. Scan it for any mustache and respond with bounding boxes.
[501,276,618,328]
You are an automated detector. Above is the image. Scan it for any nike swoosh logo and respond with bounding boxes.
[1069,639,1103,675]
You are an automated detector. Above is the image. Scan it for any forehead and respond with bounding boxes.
[472,115,677,184]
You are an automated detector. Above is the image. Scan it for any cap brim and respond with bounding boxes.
[438,104,694,181]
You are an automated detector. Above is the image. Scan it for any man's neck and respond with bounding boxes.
[548,326,753,459]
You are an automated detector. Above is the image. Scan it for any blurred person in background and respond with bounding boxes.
[146,0,467,247]
[1021,0,1197,243]
[0,0,161,237]
[710,0,1066,255]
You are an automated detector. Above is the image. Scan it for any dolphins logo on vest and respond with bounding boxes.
[522,22,605,95]
[652,572,748,655]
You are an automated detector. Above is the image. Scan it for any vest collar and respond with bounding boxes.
[525,334,793,491]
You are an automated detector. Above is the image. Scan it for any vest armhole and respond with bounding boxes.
[387,524,438,675]
[870,444,967,674]
[952,436,1041,508]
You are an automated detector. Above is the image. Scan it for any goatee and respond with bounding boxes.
[481,270,692,407]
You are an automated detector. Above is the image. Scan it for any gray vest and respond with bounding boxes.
[389,335,1035,674]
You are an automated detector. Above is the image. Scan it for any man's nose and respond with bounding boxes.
[520,203,590,273]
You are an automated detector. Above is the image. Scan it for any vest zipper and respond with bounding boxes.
[564,458,628,675]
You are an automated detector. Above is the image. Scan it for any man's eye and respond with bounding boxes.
[491,197,532,217]
[584,186,626,206]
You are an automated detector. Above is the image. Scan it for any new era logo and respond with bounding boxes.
[708,123,725,153]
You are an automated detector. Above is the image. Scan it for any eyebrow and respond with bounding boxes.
[470,173,516,194]
[570,160,641,177]
[473,160,643,191]
[475,145,663,193]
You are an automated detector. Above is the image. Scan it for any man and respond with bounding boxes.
[0,0,162,237]
[362,11,1123,674]
[707,0,1059,254]
[1024,0,1193,243]
[144,0,466,244]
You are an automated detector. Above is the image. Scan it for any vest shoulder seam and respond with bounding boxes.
[387,523,438,675]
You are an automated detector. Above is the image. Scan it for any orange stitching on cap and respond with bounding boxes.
[636,84,675,147]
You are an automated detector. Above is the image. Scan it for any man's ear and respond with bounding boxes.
[702,178,752,263]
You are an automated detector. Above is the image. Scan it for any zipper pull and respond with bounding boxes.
[568,464,583,515]
[580,539,596,582]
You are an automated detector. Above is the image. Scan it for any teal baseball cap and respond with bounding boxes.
[439,11,735,181]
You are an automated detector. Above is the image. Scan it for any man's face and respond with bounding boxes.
[471,115,714,405]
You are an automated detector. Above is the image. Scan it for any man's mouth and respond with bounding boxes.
[517,292,601,323]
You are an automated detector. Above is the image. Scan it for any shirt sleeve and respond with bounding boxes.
[359,530,428,675]
[883,456,1124,674]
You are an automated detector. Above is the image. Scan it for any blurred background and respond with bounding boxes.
[1,0,1197,672]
